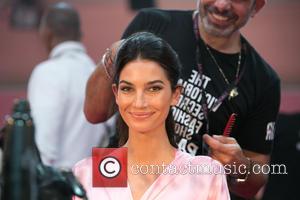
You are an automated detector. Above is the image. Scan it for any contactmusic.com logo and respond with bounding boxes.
[92,147,127,187]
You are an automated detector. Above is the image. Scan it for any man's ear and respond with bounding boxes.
[112,84,119,105]
[171,85,182,106]
[252,0,266,17]
[39,25,54,53]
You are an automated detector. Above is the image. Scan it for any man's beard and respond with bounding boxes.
[200,4,244,37]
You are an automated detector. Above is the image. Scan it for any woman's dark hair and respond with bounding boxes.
[113,32,182,148]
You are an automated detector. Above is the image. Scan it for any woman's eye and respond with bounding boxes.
[148,86,162,92]
[120,86,132,92]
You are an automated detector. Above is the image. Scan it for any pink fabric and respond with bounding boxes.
[73,151,230,200]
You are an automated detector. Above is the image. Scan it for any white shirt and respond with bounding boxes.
[28,41,114,169]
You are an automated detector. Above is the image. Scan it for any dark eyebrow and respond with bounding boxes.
[147,80,165,85]
[119,80,165,85]
[119,80,133,85]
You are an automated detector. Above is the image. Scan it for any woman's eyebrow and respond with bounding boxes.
[147,80,165,85]
[119,80,165,86]
[119,80,133,85]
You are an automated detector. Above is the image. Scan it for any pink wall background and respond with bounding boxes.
[1,0,300,124]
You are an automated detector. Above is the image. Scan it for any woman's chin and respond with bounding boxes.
[129,124,153,134]
[130,128,151,134]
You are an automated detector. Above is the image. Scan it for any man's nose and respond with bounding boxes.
[214,0,232,12]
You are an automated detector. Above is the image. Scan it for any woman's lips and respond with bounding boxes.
[129,112,154,119]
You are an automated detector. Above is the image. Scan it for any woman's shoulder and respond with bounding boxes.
[74,157,92,167]
[73,157,92,176]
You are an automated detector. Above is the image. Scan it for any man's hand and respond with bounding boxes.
[203,134,270,198]
[101,40,124,79]
[202,134,249,171]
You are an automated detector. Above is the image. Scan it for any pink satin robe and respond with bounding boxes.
[73,150,230,200]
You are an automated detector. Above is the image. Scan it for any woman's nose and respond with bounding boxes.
[133,91,147,108]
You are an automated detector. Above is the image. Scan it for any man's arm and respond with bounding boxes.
[84,41,122,123]
[229,149,269,198]
[84,64,114,123]
[203,134,269,198]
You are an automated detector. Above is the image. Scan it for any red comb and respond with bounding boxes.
[223,113,237,137]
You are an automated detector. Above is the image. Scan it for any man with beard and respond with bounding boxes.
[84,0,280,199]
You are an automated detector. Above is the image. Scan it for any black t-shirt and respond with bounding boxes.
[122,8,281,156]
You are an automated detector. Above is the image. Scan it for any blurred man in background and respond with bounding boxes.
[27,2,113,169]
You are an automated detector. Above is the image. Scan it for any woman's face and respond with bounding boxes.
[113,59,181,134]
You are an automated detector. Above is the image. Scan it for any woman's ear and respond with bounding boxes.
[112,84,119,105]
[171,85,182,106]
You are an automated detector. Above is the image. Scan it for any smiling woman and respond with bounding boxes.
[73,32,230,200]
[112,32,182,148]
[113,59,179,136]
